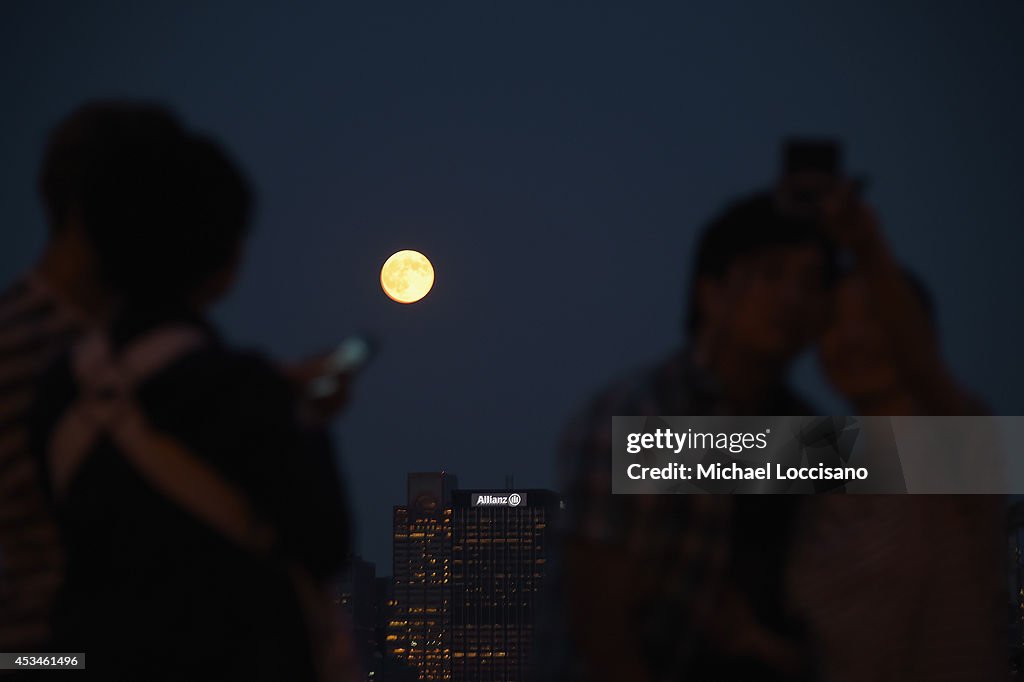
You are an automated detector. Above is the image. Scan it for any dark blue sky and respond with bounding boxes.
[3,1,1022,568]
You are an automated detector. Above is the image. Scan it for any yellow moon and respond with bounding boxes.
[380,250,435,303]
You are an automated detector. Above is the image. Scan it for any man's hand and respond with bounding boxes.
[820,181,885,259]
[283,352,354,425]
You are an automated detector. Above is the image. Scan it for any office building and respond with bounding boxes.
[389,472,458,680]
[449,489,560,682]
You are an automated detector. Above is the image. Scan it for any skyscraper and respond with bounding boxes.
[449,489,560,682]
[336,555,379,677]
[389,473,458,680]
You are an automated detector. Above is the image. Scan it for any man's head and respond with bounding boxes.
[39,101,183,234]
[83,130,252,308]
[40,101,253,309]
[687,193,838,363]
[35,102,188,315]
[818,270,936,403]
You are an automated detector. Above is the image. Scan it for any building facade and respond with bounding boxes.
[389,473,458,680]
[336,555,379,677]
[449,489,560,682]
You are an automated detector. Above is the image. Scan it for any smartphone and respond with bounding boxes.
[783,138,843,177]
[779,138,867,216]
[307,335,378,398]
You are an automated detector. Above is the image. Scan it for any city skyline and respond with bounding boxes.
[374,473,562,681]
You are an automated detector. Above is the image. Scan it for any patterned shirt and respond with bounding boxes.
[557,349,814,681]
[0,274,83,653]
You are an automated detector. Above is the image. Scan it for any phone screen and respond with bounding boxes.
[328,336,374,374]
[783,139,842,177]
[308,336,376,398]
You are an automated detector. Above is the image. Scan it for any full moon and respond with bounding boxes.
[380,250,435,304]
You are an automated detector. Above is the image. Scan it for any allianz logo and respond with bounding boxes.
[474,493,522,507]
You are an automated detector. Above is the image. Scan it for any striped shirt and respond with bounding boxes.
[0,274,84,653]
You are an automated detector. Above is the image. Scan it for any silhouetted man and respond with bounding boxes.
[27,109,353,681]
[558,192,837,682]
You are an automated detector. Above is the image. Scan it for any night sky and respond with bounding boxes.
[3,1,1022,568]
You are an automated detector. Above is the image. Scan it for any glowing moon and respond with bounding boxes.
[380,250,435,304]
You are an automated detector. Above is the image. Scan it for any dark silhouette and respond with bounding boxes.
[558,191,837,682]
[788,183,1005,682]
[26,103,353,681]
[0,102,155,656]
